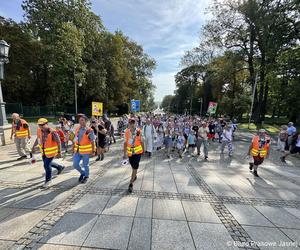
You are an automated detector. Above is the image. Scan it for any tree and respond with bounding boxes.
[1,1,156,115]
[180,0,300,123]
[161,95,175,112]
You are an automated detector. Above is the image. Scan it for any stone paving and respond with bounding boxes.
[0,131,300,249]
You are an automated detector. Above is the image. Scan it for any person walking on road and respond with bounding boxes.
[103,116,116,144]
[196,122,209,160]
[280,132,300,163]
[10,113,31,160]
[248,129,270,177]
[91,119,107,161]
[287,122,297,148]
[73,115,95,184]
[142,118,156,157]
[31,118,64,188]
[124,118,143,193]
[220,124,233,157]
[277,125,288,152]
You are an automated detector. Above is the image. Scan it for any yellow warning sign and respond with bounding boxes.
[92,102,103,116]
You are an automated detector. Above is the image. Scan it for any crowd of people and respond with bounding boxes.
[8,112,300,192]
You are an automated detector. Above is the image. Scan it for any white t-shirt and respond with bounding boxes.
[198,127,208,140]
[222,129,233,142]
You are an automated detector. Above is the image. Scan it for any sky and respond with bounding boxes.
[1,0,211,102]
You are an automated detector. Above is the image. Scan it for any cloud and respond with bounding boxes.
[92,0,211,101]
[152,72,177,101]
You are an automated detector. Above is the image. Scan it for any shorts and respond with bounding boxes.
[208,133,215,139]
[129,154,142,169]
[253,156,264,165]
[188,144,195,148]
[290,146,300,154]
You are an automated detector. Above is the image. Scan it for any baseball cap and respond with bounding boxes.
[37,118,48,125]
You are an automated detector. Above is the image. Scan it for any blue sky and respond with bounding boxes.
[1,0,211,102]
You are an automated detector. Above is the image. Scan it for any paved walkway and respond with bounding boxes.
[0,131,300,250]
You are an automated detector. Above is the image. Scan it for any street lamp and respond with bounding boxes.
[0,40,10,145]
[198,98,203,117]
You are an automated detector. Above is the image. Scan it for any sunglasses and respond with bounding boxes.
[38,124,46,127]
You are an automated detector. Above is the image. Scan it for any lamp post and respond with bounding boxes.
[74,69,82,115]
[198,98,203,117]
[0,40,10,145]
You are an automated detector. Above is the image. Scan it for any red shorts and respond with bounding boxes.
[253,156,264,165]
[208,133,215,139]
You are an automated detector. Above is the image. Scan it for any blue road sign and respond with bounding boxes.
[131,100,140,112]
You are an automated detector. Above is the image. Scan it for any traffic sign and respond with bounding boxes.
[131,100,140,112]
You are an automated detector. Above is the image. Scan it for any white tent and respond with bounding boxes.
[153,107,165,115]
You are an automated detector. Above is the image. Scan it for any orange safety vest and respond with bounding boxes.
[74,127,93,154]
[251,135,270,158]
[125,128,143,157]
[15,119,29,138]
[37,128,59,158]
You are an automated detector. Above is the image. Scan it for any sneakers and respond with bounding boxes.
[95,155,101,161]
[128,183,133,193]
[280,156,286,163]
[101,153,104,161]
[78,174,85,183]
[204,156,208,161]
[41,181,52,189]
[81,176,89,184]
[253,170,259,177]
[17,155,27,161]
[57,166,65,175]
[249,163,254,171]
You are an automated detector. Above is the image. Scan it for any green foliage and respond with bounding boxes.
[174,0,300,123]
[0,0,156,113]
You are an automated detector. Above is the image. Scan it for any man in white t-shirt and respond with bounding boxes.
[196,122,209,160]
[220,124,233,157]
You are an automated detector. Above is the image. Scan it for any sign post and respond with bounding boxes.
[92,102,103,117]
[207,102,218,115]
[130,100,141,113]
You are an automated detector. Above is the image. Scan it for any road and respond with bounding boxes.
[0,131,299,249]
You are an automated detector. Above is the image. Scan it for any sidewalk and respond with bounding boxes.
[0,131,300,249]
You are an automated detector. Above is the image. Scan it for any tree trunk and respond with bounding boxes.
[261,79,269,122]
[254,52,266,124]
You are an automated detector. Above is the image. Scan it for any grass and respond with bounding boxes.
[239,123,280,134]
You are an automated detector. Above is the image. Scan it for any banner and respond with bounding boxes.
[131,100,141,112]
[92,102,103,116]
[207,102,218,114]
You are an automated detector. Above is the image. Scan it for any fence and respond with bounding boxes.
[5,103,90,118]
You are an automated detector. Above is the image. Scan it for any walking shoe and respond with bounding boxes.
[57,166,65,175]
[41,181,52,189]
[253,170,259,177]
[100,153,104,161]
[95,155,101,161]
[128,183,133,193]
[17,155,27,161]
[280,156,286,163]
[81,176,89,184]
[249,163,253,171]
[78,174,84,183]
[204,156,208,161]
